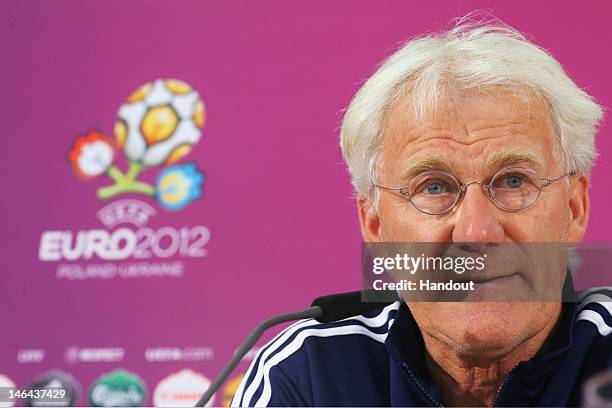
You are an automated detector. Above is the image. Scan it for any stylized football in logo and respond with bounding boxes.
[115,79,205,167]
[67,78,206,211]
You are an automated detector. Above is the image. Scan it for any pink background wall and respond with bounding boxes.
[1,1,610,406]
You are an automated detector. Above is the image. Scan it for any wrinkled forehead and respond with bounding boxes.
[379,85,559,176]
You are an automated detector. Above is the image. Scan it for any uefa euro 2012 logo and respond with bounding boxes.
[67,79,205,211]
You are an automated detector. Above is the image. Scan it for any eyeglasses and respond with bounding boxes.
[373,166,571,215]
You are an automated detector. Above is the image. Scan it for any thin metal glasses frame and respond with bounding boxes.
[372,166,571,215]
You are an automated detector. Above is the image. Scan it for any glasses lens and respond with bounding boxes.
[490,167,541,210]
[407,171,460,214]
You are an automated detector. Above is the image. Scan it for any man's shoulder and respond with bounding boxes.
[231,301,401,407]
[556,286,612,404]
[576,286,612,339]
[247,300,401,367]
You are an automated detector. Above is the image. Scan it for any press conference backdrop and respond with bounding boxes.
[1,1,611,406]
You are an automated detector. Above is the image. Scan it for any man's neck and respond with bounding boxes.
[422,303,562,407]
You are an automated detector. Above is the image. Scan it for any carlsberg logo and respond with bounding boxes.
[90,385,144,407]
[89,369,146,407]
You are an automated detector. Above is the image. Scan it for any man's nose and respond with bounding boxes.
[451,183,505,243]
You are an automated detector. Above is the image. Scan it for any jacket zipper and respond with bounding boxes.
[492,361,526,406]
[403,360,527,407]
[402,362,443,407]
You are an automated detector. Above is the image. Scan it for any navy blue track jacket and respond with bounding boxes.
[232,287,612,407]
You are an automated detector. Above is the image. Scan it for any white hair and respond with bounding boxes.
[340,17,604,205]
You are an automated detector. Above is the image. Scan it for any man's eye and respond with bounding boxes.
[501,174,524,188]
[424,181,447,195]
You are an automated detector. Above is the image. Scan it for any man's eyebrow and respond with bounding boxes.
[485,150,543,172]
[396,151,543,184]
[399,157,452,183]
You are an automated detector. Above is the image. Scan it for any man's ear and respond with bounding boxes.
[358,196,382,242]
[567,174,590,243]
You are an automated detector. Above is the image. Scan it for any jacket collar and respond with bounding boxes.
[385,276,577,405]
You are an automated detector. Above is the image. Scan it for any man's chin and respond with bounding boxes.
[413,301,550,358]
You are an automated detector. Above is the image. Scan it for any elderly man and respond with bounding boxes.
[233,21,611,407]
